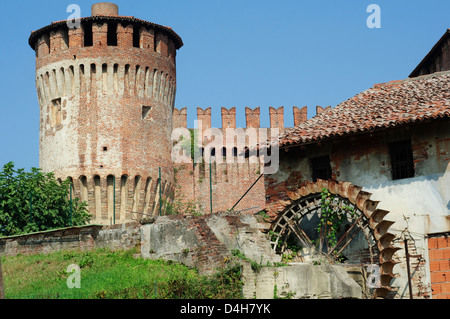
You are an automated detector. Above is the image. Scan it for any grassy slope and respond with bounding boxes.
[1,248,242,299]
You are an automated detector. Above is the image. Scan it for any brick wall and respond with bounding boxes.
[0,222,141,257]
[428,234,450,299]
[172,106,310,214]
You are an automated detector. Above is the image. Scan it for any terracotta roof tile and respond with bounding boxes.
[280,70,450,147]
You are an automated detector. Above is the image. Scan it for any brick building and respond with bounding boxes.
[29,3,183,224]
[28,3,449,299]
[264,30,450,298]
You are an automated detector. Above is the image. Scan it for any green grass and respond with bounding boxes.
[1,248,243,299]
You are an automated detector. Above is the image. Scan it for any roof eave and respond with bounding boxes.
[279,115,450,150]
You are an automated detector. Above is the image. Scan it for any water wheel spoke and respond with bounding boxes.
[326,215,363,257]
[286,219,312,250]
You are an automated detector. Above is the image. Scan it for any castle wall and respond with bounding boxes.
[172,106,308,214]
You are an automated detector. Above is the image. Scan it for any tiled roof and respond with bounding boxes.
[280,70,450,147]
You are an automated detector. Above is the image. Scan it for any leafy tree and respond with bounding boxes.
[0,162,91,236]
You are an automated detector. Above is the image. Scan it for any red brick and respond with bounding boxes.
[442,282,450,294]
[428,237,438,249]
[443,248,450,259]
[430,249,445,260]
[440,260,450,271]
[431,271,447,283]
[430,260,441,272]
[432,283,442,295]
[437,237,449,249]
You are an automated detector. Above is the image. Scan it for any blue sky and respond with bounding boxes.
[0,0,448,170]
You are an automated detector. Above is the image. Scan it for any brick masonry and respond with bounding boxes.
[172,106,308,214]
[29,4,181,225]
[29,3,315,222]
[0,222,141,257]
[428,234,450,299]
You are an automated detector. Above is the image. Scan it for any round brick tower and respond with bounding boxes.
[28,3,183,224]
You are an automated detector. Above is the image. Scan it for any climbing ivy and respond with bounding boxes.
[315,188,357,260]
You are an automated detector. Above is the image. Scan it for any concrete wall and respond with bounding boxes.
[242,262,363,299]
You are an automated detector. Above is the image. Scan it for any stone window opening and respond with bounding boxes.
[142,106,152,119]
[389,139,415,180]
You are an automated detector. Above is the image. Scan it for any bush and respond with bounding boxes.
[0,162,91,236]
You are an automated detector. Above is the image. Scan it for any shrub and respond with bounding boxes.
[0,162,91,236]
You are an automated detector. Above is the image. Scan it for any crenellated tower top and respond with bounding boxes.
[29,3,183,224]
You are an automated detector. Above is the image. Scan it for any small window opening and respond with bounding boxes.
[103,147,108,151]
[244,147,250,159]
[389,140,414,180]
[311,155,332,182]
[142,106,152,119]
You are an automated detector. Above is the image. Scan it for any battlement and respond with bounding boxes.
[173,105,332,130]
[29,3,182,61]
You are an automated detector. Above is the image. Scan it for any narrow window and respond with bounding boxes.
[311,155,332,182]
[107,22,118,46]
[102,63,108,94]
[68,65,75,96]
[221,147,227,157]
[124,64,130,92]
[83,22,93,47]
[389,140,414,180]
[113,63,119,93]
[244,147,250,159]
[133,25,140,48]
[142,106,152,119]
